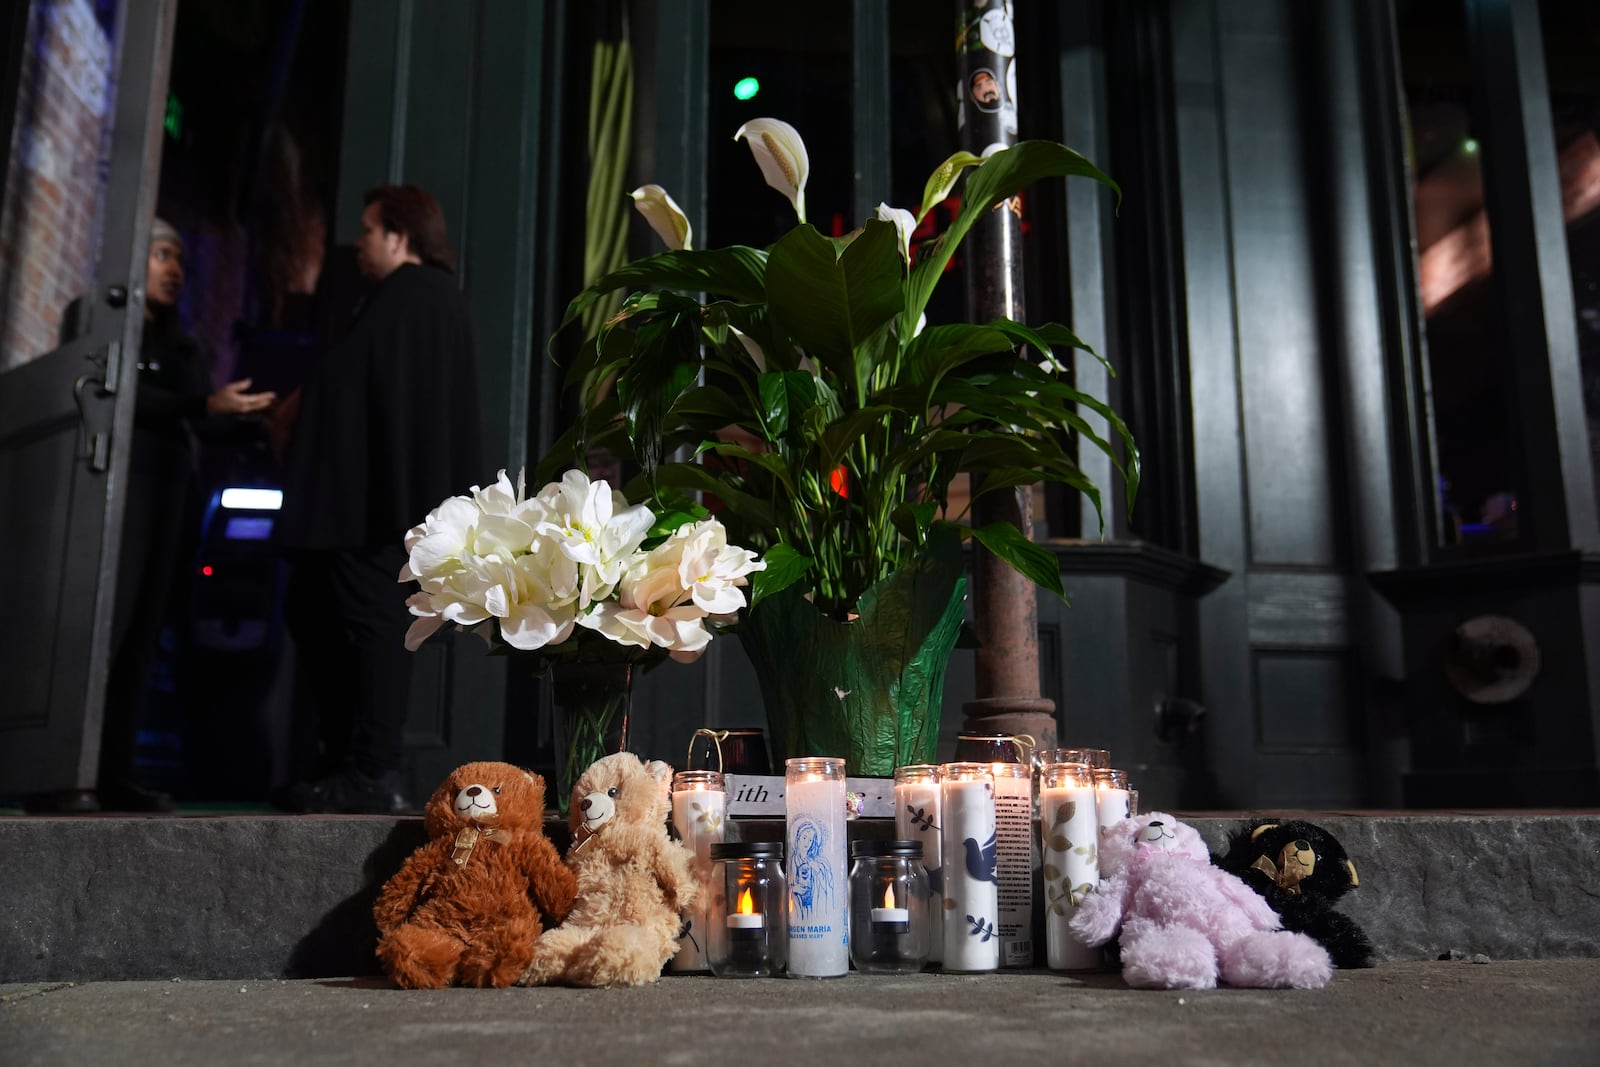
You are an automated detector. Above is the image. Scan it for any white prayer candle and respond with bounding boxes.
[939,762,999,973]
[1039,762,1102,970]
[1094,768,1131,834]
[670,771,727,972]
[893,764,943,963]
[991,762,1034,968]
[785,757,849,977]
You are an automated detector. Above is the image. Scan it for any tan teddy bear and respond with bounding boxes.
[517,753,699,987]
[373,761,576,988]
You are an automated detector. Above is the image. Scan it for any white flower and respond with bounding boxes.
[875,203,916,266]
[530,469,654,607]
[630,184,693,251]
[674,519,765,615]
[734,117,809,224]
[483,547,582,651]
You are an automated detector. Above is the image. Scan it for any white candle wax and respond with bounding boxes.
[726,912,766,930]
[940,767,999,973]
[670,784,726,972]
[893,777,943,963]
[1095,787,1130,832]
[871,907,910,923]
[1040,783,1101,970]
[786,762,849,977]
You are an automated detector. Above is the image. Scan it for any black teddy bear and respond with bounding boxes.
[1215,818,1375,969]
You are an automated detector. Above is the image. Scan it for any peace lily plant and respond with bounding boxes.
[542,117,1138,625]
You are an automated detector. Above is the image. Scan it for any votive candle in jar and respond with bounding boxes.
[785,757,849,977]
[1094,768,1132,834]
[990,761,1034,968]
[939,762,999,973]
[1039,761,1101,970]
[669,769,726,972]
[848,840,930,974]
[893,764,943,964]
[707,841,787,977]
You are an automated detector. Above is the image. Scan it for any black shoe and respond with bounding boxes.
[97,779,176,814]
[23,788,100,815]
[273,768,411,815]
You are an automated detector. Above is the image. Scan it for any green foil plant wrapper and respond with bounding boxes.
[738,527,967,775]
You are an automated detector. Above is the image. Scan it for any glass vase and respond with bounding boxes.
[544,660,634,814]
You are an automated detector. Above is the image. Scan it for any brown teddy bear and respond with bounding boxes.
[517,753,699,988]
[373,761,577,988]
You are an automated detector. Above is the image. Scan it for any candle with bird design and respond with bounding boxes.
[939,762,999,972]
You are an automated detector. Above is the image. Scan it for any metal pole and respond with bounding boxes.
[955,0,1057,749]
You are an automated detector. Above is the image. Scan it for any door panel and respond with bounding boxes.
[0,0,175,795]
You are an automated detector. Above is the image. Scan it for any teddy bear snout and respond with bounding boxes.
[453,784,498,819]
[578,790,616,830]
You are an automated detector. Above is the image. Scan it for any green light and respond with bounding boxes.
[734,77,760,101]
[1463,137,1479,154]
[163,91,182,141]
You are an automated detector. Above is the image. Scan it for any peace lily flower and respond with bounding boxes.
[875,203,916,266]
[630,184,693,251]
[735,117,809,224]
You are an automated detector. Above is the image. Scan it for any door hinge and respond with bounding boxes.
[89,432,110,472]
[102,341,122,395]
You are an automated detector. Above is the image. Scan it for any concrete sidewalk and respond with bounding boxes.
[4,960,1597,1067]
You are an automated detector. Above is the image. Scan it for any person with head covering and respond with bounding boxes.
[272,184,484,814]
[29,219,276,814]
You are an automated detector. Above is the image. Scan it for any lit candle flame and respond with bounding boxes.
[738,888,755,915]
[883,883,896,910]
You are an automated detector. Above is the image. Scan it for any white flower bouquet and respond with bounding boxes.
[400,467,765,666]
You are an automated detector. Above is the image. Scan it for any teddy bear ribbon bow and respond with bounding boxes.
[451,826,510,866]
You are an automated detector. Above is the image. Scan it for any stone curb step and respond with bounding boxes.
[3,812,1596,981]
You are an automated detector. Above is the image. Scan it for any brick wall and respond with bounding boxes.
[0,0,112,371]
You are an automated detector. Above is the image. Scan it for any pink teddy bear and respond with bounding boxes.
[1070,812,1332,989]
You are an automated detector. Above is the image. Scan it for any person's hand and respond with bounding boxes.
[206,378,277,416]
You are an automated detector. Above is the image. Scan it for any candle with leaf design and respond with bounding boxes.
[1039,761,1101,970]
[670,767,726,972]
[893,764,943,963]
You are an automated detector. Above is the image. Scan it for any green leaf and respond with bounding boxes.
[758,370,819,438]
[559,246,769,336]
[907,142,1119,326]
[968,521,1067,601]
[890,501,938,545]
[1054,801,1076,825]
[765,220,905,393]
[1042,863,1062,881]
[748,542,814,609]
[1047,833,1070,852]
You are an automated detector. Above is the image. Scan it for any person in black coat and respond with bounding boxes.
[273,184,484,814]
[34,219,277,814]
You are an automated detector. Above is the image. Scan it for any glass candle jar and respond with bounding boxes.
[1037,747,1110,771]
[893,764,943,965]
[670,769,726,973]
[785,756,849,977]
[1038,761,1101,971]
[1093,768,1132,831]
[848,840,930,974]
[939,761,999,973]
[707,841,787,978]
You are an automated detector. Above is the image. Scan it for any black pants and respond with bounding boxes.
[283,544,414,779]
[100,435,191,790]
